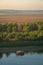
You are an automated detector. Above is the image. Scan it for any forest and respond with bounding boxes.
[0,22,43,47]
[0,22,43,41]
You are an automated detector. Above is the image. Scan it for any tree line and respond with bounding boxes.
[0,22,43,41]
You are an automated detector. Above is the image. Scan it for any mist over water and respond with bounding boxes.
[0,10,43,15]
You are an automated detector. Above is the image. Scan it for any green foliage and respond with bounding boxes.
[18,24,23,32]
[7,23,13,32]
[13,23,18,32]
[0,33,3,41]
[0,22,43,41]
[2,32,8,40]
[2,24,7,32]
[29,23,38,31]
[0,24,2,32]
[8,32,16,39]
[23,23,29,32]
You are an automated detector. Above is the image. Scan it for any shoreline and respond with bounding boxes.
[0,41,43,47]
[0,46,43,53]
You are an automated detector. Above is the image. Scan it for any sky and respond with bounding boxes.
[0,0,43,10]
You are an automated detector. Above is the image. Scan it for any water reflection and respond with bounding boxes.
[0,51,43,59]
[5,53,10,57]
[0,53,3,59]
[0,47,43,65]
[0,46,43,59]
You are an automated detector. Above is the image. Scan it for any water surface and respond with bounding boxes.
[0,52,43,65]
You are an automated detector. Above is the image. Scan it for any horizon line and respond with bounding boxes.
[0,9,43,11]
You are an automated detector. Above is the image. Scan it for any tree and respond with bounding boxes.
[29,23,38,31]
[18,24,23,32]
[7,23,13,32]
[0,33,3,41]
[12,23,18,32]
[0,24,2,32]
[23,23,29,32]
[2,24,7,32]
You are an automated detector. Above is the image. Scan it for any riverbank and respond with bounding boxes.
[0,41,43,47]
[0,46,43,53]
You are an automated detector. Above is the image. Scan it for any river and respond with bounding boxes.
[0,47,43,65]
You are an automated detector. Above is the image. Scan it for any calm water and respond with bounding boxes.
[0,52,43,65]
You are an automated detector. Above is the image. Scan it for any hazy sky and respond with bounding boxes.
[0,0,43,10]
